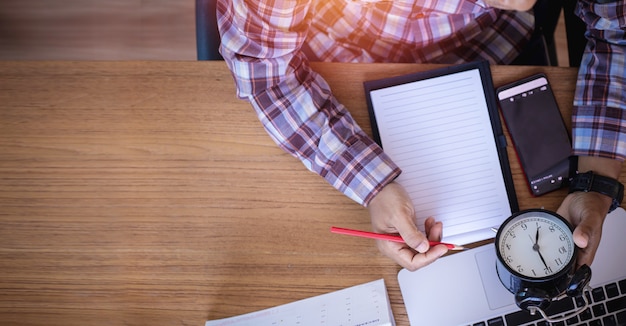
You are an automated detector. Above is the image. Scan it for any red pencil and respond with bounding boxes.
[330,226,465,251]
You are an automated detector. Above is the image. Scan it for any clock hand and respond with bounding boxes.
[535,226,540,243]
[528,233,540,251]
[527,234,549,268]
[532,226,549,270]
[537,247,549,270]
[528,226,541,246]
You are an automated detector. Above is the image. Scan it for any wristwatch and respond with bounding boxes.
[569,171,624,213]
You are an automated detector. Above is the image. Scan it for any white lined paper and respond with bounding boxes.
[369,69,512,245]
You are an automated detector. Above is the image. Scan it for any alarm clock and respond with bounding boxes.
[495,209,591,312]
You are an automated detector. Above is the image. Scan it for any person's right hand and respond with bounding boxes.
[367,182,448,271]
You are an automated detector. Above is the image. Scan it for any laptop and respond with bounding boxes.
[398,207,626,326]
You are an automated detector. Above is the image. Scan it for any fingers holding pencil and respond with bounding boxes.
[383,219,450,272]
[366,182,452,271]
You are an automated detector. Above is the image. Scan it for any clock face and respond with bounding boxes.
[497,210,575,279]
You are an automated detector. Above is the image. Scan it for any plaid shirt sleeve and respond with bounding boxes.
[572,0,626,161]
[216,0,401,206]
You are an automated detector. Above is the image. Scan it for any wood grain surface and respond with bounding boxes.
[0,61,606,325]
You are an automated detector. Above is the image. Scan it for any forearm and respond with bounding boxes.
[246,58,401,205]
[217,0,401,205]
[572,0,626,174]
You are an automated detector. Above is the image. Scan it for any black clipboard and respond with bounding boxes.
[363,61,518,243]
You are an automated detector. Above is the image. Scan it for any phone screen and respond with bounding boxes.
[497,74,572,195]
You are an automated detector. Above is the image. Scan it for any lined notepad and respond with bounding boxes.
[365,62,517,245]
[205,279,395,326]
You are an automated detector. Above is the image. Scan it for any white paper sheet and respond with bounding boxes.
[369,68,512,245]
[205,279,395,326]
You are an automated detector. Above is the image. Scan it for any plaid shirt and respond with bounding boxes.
[216,0,534,206]
[572,0,626,161]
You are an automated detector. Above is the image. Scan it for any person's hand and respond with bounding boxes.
[483,0,536,11]
[556,191,611,268]
[558,156,623,268]
[367,182,448,271]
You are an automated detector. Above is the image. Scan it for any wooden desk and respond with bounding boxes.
[0,61,613,325]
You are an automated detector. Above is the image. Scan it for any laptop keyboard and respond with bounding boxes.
[469,277,626,326]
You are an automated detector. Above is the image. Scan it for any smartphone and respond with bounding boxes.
[496,74,573,196]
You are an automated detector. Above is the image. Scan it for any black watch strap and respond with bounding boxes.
[569,171,624,213]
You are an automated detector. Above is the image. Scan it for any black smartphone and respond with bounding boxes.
[496,74,573,196]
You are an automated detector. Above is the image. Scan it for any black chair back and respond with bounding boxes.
[196,0,223,60]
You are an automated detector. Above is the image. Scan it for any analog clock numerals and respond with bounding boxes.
[500,216,573,278]
[508,230,516,239]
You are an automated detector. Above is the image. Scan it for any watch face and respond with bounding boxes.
[496,210,575,279]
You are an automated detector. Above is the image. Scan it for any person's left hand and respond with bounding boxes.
[556,191,612,268]
[558,156,623,268]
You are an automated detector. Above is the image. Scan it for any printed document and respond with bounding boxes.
[205,279,395,326]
